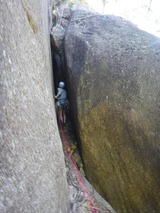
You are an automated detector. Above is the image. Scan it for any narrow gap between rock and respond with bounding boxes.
[50,40,85,174]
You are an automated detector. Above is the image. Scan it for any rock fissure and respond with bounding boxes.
[2,0,160,212]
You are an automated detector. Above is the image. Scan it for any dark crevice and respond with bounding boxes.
[50,42,65,90]
[50,36,86,179]
[50,39,80,141]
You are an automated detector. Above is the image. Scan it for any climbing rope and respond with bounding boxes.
[58,111,98,213]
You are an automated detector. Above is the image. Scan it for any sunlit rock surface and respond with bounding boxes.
[64,9,160,213]
[0,0,68,212]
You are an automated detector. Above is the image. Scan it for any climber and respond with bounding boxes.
[55,81,68,125]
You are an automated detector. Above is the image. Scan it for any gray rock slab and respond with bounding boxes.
[0,0,68,212]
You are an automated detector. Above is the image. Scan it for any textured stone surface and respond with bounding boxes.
[64,9,160,213]
[63,122,117,213]
[0,0,68,212]
[51,24,65,54]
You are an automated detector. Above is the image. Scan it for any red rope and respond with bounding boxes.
[58,112,98,213]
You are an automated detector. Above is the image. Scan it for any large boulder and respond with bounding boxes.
[0,0,68,212]
[64,10,160,213]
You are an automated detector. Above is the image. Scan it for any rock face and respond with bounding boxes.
[51,25,66,54]
[0,0,68,212]
[64,10,160,213]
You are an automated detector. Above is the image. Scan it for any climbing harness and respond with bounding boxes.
[58,112,98,213]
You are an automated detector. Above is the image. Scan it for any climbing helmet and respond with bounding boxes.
[59,81,65,88]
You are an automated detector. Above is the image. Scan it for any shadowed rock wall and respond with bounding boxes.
[0,0,68,212]
[64,10,160,213]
